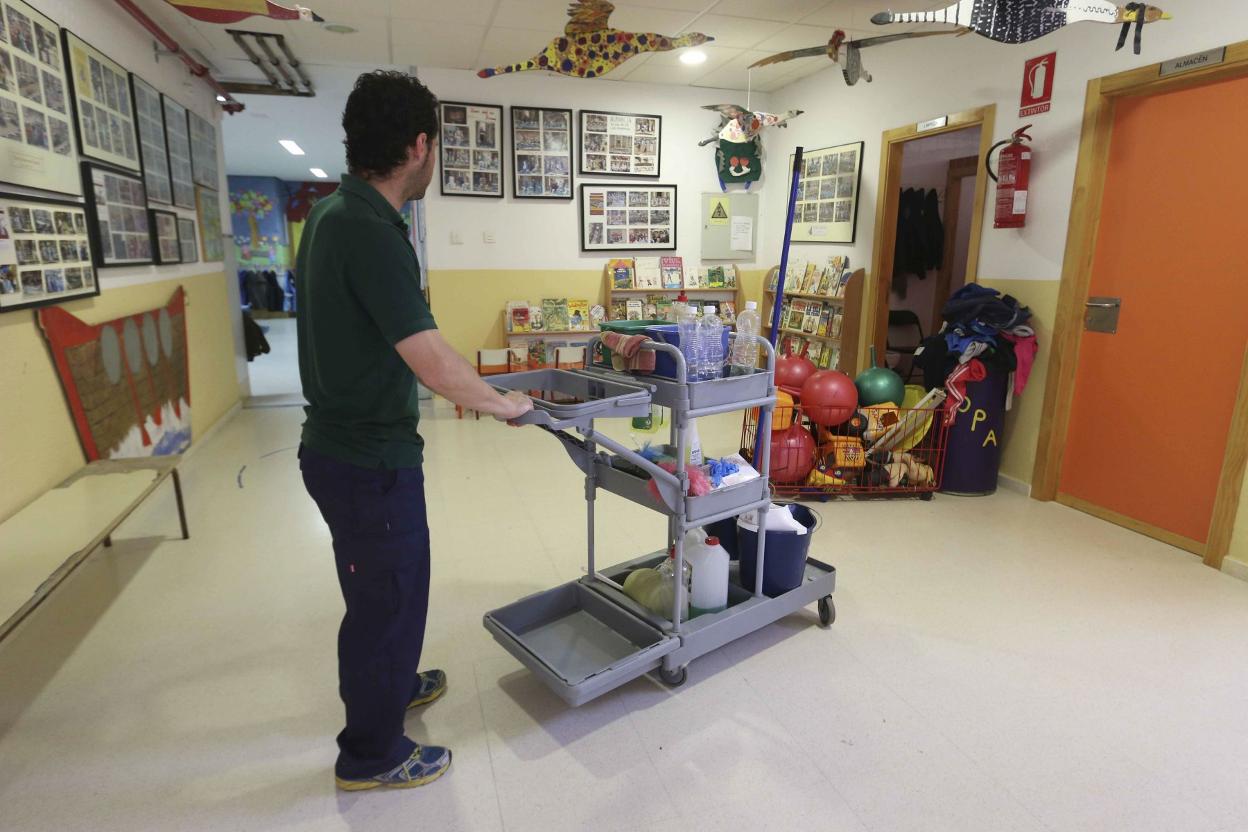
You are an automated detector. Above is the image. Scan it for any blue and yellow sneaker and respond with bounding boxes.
[407,669,447,709]
[335,745,452,791]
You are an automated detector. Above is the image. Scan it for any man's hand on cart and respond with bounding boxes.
[496,390,534,424]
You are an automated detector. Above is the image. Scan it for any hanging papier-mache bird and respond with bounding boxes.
[749,29,963,86]
[162,0,322,23]
[871,1,1170,55]
[699,105,803,191]
[477,0,713,79]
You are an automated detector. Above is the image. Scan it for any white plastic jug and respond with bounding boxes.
[686,536,729,616]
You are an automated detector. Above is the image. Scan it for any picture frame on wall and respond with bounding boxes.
[439,101,503,198]
[789,141,864,244]
[177,215,197,263]
[579,183,676,252]
[187,109,218,188]
[130,74,172,205]
[62,30,141,173]
[149,208,181,264]
[578,110,661,177]
[0,1,79,195]
[82,161,152,267]
[161,94,195,209]
[0,191,97,312]
[510,106,572,200]
[195,184,224,262]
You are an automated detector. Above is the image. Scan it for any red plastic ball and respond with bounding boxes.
[800,370,859,427]
[769,423,816,484]
[775,352,817,393]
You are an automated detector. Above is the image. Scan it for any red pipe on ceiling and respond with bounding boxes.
[112,0,245,114]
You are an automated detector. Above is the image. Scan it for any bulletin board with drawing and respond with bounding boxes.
[789,141,864,244]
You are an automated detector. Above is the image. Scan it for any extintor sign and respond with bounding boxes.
[1020,52,1056,117]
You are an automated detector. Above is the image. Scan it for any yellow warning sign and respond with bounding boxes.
[709,197,730,225]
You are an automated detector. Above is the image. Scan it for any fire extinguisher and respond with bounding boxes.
[986,125,1032,229]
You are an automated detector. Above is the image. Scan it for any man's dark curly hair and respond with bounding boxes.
[342,71,440,178]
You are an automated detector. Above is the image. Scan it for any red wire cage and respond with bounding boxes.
[740,395,950,500]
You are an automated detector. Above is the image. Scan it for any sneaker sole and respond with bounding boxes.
[335,754,452,791]
[406,683,447,710]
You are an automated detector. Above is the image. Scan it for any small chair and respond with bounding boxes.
[457,348,524,419]
[886,310,925,384]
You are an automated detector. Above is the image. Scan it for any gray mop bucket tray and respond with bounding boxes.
[489,369,653,429]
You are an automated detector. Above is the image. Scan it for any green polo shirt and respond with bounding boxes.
[296,174,437,469]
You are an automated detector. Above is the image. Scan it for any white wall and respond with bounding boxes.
[761,6,1248,281]
[417,67,774,272]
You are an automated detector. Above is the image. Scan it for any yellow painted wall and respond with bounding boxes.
[0,271,242,522]
[427,268,768,361]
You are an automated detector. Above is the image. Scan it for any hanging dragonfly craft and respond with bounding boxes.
[749,29,963,86]
[477,0,713,79]
[871,1,1170,55]
[162,0,322,23]
[699,105,803,191]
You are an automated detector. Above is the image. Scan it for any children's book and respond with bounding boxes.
[634,256,662,289]
[806,341,824,367]
[609,300,628,321]
[542,298,569,332]
[816,306,832,338]
[720,301,736,324]
[656,296,674,321]
[801,262,820,294]
[785,300,806,332]
[724,265,738,288]
[707,265,726,288]
[626,299,643,320]
[527,339,546,368]
[608,257,636,289]
[643,301,658,319]
[590,304,606,328]
[831,312,844,339]
[767,268,780,292]
[802,302,820,334]
[659,256,684,289]
[567,299,590,331]
[506,300,530,333]
[529,305,544,331]
[815,266,833,296]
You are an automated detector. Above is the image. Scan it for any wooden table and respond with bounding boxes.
[0,456,188,643]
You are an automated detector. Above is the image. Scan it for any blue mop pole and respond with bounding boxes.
[754,146,804,467]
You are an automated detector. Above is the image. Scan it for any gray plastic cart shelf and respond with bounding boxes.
[489,368,653,430]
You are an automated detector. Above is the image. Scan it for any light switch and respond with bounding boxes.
[450,231,463,245]
[483,231,496,244]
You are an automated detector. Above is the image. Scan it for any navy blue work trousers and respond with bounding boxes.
[299,445,429,780]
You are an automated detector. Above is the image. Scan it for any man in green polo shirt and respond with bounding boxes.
[297,70,531,792]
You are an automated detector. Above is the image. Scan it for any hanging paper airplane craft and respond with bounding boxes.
[871,1,1170,55]
[700,105,803,191]
[163,0,322,23]
[749,29,963,86]
[477,0,713,79]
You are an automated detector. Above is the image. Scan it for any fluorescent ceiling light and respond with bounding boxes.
[279,139,305,156]
[679,49,707,66]
[310,168,328,179]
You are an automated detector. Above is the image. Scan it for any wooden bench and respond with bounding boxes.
[0,456,189,643]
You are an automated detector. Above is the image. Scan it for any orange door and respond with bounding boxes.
[1059,75,1248,547]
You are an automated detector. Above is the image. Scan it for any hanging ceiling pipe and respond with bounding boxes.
[229,30,286,89]
[254,35,299,91]
[111,0,245,113]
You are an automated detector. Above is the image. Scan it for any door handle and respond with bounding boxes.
[1084,296,1121,334]
[1085,300,1119,308]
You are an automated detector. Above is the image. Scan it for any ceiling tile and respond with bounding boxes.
[618,0,716,10]
[753,23,840,52]
[287,16,393,66]
[706,0,831,23]
[389,0,501,26]
[604,5,702,34]
[685,14,786,48]
[309,0,390,20]
[491,0,574,32]
[595,52,651,79]
[643,42,737,70]
[474,26,559,70]
[393,23,489,70]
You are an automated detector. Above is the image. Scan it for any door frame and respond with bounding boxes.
[864,106,996,374]
[930,155,980,335]
[1031,40,1248,570]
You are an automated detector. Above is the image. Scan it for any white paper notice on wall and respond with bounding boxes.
[730,215,753,251]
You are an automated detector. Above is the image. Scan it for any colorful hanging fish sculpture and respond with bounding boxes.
[871,1,1170,54]
[477,0,712,79]
[700,105,803,191]
[749,29,963,86]
[163,0,322,23]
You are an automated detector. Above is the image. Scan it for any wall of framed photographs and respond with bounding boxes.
[63,30,140,173]
[439,101,503,198]
[0,194,93,310]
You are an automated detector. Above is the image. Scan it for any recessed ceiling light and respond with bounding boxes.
[215,95,227,102]
[310,168,328,179]
[279,139,305,156]
[680,49,707,66]
[323,22,356,34]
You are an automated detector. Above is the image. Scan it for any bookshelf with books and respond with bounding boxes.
[762,256,865,373]
[502,298,601,368]
[604,256,744,325]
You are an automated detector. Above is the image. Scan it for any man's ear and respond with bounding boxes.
[410,134,429,166]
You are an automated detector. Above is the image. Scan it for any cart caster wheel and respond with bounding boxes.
[659,666,687,687]
[818,596,836,628]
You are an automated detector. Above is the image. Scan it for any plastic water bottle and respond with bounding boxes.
[729,301,761,377]
[686,536,729,617]
[699,305,724,381]
[675,303,699,382]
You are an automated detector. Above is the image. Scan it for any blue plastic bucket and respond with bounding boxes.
[737,504,820,597]
[645,324,732,380]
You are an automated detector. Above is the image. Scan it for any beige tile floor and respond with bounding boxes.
[2,402,1248,832]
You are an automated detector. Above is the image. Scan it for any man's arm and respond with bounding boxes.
[395,329,532,421]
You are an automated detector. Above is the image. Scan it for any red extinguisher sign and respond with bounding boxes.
[986,126,1033,229]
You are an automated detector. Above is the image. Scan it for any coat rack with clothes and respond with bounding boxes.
[892,187,944,298]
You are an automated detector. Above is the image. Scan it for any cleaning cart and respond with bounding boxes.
[483,335,837,706]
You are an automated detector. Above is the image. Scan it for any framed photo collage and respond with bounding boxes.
[0,1,218,312]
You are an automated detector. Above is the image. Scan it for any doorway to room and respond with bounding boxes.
[864,106,995,376]
[1034,54,1248,569]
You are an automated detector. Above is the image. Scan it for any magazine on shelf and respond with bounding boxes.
[634,256,662,289]
[608,257,636,289]
[542,298,569,331]
[786,300,806,332]
[660,256,684,289]
[506,300,529,332]
[568,299,590,331]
